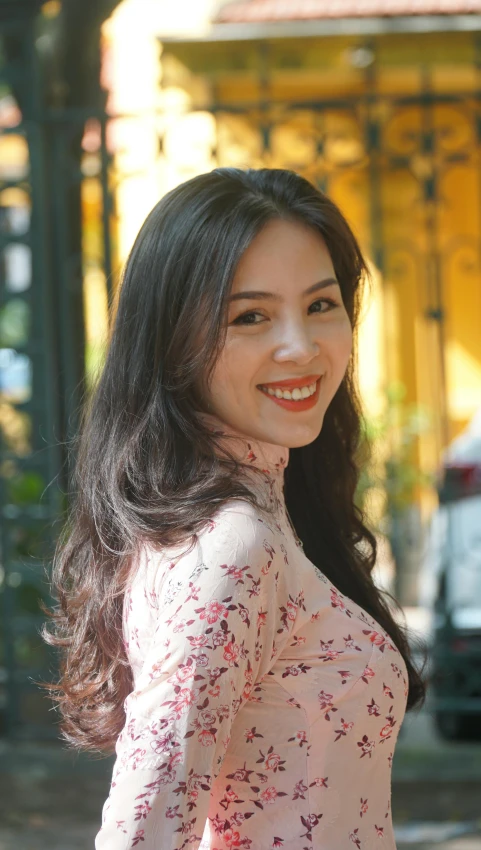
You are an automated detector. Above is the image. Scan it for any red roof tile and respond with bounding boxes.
[216,0,481,23]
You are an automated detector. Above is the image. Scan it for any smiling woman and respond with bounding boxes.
[39,167,427,850]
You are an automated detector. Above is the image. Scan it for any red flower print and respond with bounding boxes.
[132,828,145,845]
[383,683,394,699]
[134,800,152,821]
[361,666,376,684]
[357,734,376,758]
[229,811,248,826]
[349,827,362,848]
[167,750,183,771]
[171,664,196,685]
[310,776,328,788]
[344,634,362,652]
[184,581,201,603]
[338,669,353,684]
[169,686,200,719]
[317,689,334,711]
[360,797,368,817]
[279,594,299,630]
[198,709,217,729]
[334,718,354,742]
[257,745,285,772]
[224,565,248,583]
[317,689,338,720]
[222,827,243,848]
[199,600,229,624]
[286,599,297,621]
[367,698,381,717]
[375,824,385,837]
[227,764,254,783]
[362,629,387,651]
[223,640,241,667]
[330,589,346,611]
[244,726,263,744]
[212,628,229,647]
[281,662,311,678]
[321,648,343,661]
[187,634,209,648]
[187,789,198,805]
[150,730,177,756]
[379,712,396,741]
[265,752,282,771]
[165,805,182,819]
[219,786,241,810]
[259,785,279,805]
[197,729,215,747]
[300,811,323,841]
[238,602,250,625]
[293,779,309,799]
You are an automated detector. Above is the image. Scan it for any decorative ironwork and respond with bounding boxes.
[0,8,114,739]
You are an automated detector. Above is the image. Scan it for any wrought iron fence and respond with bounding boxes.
[0,10,113,739]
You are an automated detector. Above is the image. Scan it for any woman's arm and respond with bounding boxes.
[95,509,299,849]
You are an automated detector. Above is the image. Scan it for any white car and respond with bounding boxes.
[418,407,481,740]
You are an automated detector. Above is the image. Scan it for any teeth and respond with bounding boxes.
[260,381,318,401]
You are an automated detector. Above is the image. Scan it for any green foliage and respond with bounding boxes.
[6,470,45,505]
[0,298,30,347]
[355,381,436,529]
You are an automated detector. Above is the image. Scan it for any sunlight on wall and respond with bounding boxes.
[102,0,216,263]
[356,261,386,420]
[447,339,481,423]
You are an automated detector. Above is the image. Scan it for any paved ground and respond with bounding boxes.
[1,700,481,850]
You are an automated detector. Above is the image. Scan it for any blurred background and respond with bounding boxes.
[1,0,481,847]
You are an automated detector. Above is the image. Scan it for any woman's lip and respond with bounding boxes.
[257,377,322,410]
[256,374,322,390]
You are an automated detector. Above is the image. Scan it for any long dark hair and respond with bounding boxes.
[40,167,427,756]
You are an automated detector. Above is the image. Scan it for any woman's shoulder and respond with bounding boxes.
[135,498,280,601]
[211,496,278,543]
[142,497,277,569]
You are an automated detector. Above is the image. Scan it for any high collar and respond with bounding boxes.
[196,411,289,479]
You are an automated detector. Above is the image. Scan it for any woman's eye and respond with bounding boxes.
[231,297,338,326]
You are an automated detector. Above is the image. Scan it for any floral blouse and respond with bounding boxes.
[95,412,408,850]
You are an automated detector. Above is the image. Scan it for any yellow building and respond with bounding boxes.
[101,0,481,532]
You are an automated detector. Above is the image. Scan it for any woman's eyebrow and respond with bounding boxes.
[228,277,340,302]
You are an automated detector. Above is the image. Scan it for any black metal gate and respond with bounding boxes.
[0,3,113,739]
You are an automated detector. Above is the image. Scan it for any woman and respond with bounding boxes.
[41,167,426,849]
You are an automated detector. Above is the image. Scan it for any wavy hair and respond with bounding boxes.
[40,167,427,755]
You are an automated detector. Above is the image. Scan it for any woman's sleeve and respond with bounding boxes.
[95,508,299,849]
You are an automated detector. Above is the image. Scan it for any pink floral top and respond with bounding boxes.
[95,413,408,850]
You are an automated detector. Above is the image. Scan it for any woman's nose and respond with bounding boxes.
[273,320,320,361]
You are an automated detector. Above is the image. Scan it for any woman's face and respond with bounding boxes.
[202,217,353,449]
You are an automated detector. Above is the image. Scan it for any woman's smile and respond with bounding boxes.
[257,376,322,412]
